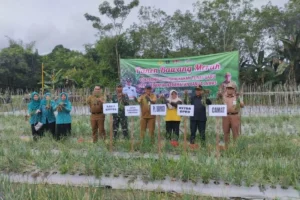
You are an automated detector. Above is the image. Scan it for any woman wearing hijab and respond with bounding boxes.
[162,90,182,145]
[27,92,42,141]
[39,93,56,136]
[53,92,72,140]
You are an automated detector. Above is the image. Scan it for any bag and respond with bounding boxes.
[34,122,43,131]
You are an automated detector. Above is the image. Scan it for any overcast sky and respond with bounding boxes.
[0,0,289,54]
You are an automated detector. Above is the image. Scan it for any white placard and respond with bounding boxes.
[103,103,119,114]
[125,105,141,116]
[177,105,194,116]
[150,104,167,116]
[209,105,227,116]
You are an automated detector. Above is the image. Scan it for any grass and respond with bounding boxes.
[1,114,300,190]
[0,178,224,200]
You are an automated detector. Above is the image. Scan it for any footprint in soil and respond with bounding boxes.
[42,172,50,178]
[213,181,220,185]
[31,172,40,179]
[258,184,266,192]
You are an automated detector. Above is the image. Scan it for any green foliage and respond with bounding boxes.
[1,0,300,90]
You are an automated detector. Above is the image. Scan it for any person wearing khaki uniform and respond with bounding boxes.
[87,86,106,142]
[138,85,157,141]
[222,83,244,148]
[217,72,237,97]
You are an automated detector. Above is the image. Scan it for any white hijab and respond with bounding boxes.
[167,90,181,109]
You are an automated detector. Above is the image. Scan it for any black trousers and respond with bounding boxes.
[190,120,206,144]
[113,115,129,139]
[56,124,71,140]
[31,124,43,141]
[40,120,56,136]
[166,121,180,141]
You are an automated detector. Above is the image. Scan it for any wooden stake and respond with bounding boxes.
[157,115,161,156]
[216,117,220,158]
[131,116,134,152]
[110,114,113,152]
[183,116,187,152]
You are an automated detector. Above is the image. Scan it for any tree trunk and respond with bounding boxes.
[115,43,120,82]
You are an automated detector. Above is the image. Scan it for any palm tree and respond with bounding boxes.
[279,31,300,85]
[239,51,276,85]
[39,69,77,90]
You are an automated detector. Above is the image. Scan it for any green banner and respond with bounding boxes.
[120,51,239,98]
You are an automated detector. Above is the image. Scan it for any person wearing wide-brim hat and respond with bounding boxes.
[222,82,244,149]
[137,84,157,142]
[217,72,237,98]
[107,83,130,140]
[184,85,212,147]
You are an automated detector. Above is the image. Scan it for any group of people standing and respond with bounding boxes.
[27,92,72,141]
[27,72,244,149]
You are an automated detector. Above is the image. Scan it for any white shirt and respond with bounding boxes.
[122,86,137,100]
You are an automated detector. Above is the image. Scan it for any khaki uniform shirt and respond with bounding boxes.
[218,80,237,95]
[138,93,157,118]
[223,94,243,113]
[87,95,105,119]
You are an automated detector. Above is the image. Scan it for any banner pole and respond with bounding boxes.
[216,116,220,158]
[184,116,187,152]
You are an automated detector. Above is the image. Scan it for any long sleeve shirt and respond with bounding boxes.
[53,101,72,124]
[185,95,212,121]
[108,92,130,117]
[40,100,56,124]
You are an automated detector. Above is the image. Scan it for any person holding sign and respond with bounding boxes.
[161,90,182,145]
[222,83,244,148]
[138,84,157,142]
[184,85,212,146]
[87,85,106,143]
[107,83,130,140]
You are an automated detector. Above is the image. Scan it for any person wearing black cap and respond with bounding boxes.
[122,78,137,101]
[107,83,130,139]
[184,85,212,146]
[137,84,157,142]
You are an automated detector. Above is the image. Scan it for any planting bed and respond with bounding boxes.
[1,113,300,199]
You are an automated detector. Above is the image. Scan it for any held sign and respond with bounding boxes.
[150,104,167,116]
[208,105,227,116]
[103,103,119,114]
[177,105,194,116]
[125,105,141,116]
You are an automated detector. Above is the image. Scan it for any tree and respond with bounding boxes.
[84,0,139,79]
[0,38,40,90]
[279,32,300,84]
[240,51,276,85]
[128,6,172,58]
